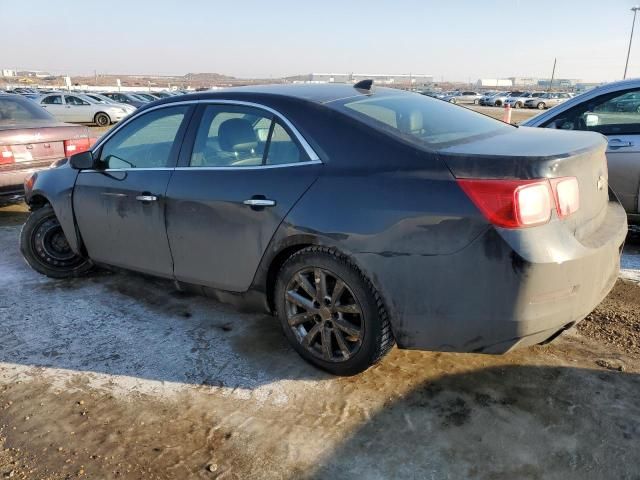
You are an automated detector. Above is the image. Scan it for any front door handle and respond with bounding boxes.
[136,195,158,202]
[608,138,634,148]
[243,198,276,207]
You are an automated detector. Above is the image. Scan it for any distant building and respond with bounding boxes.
[1,69,16,77]
[308,73,433,86]
[16,70,51,78]
[476,78,513,87]
[537,78,580,89]
[510,77,539,87]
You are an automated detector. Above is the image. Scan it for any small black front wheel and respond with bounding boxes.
[94,112,111,127]
[275,247,394,375]
[20,205,92,278]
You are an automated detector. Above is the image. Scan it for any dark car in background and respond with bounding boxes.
[20,84,626,375]
[102,92,148,108]
[0,94,92,202]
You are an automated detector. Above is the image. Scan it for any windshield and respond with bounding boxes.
[331,92,511,147]
[0,96,54,124]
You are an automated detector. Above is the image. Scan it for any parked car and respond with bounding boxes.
[134,92,159,102]
[524,92,572,110]
[441,91,483,104]
[20,83,626,375]
[522,78,640,222]
[84,92,135,113]
[101,92,149,109]
[0,93,92,202]
[36,93,129,126]
[505,92,546,109]
[478,91,504,106]
[483,91,525,107]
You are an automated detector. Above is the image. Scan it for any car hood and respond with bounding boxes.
[435,125,606,179]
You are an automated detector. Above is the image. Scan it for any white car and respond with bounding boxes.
[37,93,131,126]
[504,92,546,109]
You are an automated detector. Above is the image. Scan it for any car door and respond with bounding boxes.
[40,94,67,120]
[73,104,193,277]
[165,102,322,291]
[64,95,92,122]
[539,87,640,214]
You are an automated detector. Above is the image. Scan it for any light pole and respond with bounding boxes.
[624,5,640,79]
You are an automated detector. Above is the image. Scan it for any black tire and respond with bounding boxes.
[473,99,479,104]
[495,100,502,107]
[514,102,522,109]
[20,205,92,279]
[94,112,110,127]
[537,102,546,110]
[274,246,394,375]
[449,98,456,103]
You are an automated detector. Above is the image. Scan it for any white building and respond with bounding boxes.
[476,78,513,87]
[309,73,433,86]
[1,69,16,77]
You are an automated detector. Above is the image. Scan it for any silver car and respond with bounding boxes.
[522,78,640,221]
[504,92,546,109]
[523,92,572,110]
[441,91,483,104]
[38,93,130,126]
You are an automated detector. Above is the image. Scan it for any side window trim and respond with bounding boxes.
[177,101,319,169]
[91,100,321,170]
[90,104,195,171]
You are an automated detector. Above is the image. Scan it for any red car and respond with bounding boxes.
[0,94,94,203]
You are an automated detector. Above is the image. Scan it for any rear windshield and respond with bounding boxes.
[331,92,511,147]
[0,96,54,124]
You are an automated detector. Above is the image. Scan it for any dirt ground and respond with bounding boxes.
[1,202,640,479]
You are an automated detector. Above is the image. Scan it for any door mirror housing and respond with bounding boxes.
[69,150,97,170]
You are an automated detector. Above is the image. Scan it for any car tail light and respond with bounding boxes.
[458,179,553,228]
[63,138,91,157]
[551,177,580,218]
[0,146,14,165]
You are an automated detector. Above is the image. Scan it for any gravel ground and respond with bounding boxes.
[0,205,639,479]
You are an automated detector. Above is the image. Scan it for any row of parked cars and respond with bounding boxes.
[424,90,575,109]
[1,88,190,126]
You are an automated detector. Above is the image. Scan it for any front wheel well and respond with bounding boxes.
[28,194,49,210]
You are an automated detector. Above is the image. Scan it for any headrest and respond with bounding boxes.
[218,118,257,152]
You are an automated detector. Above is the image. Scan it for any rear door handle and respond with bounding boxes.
[243,198,276,207]
[608,138,634,148]
[136,195,158,202]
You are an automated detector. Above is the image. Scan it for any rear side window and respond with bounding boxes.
[99,106,188,168]
[0,96,53,123]
[331,92,511,147]
[189,105,307,167]
[65,95,90,106]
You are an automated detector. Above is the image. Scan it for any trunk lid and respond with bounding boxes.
[438,127,610,240]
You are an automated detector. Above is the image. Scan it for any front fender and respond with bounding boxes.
[26,161,82,255]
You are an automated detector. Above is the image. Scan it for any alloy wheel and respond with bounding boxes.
[284,267,363,362]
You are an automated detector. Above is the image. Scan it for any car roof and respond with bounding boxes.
[148,83,384,106]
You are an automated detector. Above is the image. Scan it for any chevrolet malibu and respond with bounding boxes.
[20,83,627,375]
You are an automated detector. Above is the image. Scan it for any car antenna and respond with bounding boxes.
[353,79,374,91]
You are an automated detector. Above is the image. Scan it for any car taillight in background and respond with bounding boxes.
[63,138,91,157]
[457,177,580,228]
[0,146,15,164]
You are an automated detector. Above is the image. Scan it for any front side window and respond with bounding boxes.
[331,92,511,147]
[542,88,640,135]
[99,106,188,169]
[65,95,90,106]
[42,95,62,105]
[189,105,306,167]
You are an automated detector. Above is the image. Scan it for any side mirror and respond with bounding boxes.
[69,150,97,170]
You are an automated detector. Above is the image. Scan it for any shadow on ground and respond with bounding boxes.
[304,364,640,480]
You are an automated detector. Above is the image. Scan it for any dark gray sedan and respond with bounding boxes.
[20,83,626,375]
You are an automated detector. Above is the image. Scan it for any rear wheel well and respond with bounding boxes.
[266,243,313,312]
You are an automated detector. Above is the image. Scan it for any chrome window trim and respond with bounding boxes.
[90,98,321,165]
[80,159,322,174]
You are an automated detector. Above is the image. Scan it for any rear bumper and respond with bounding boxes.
[355,200,627,353]
[0,165,49,195]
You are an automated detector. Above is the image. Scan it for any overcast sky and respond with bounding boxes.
[4,0,640,82]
